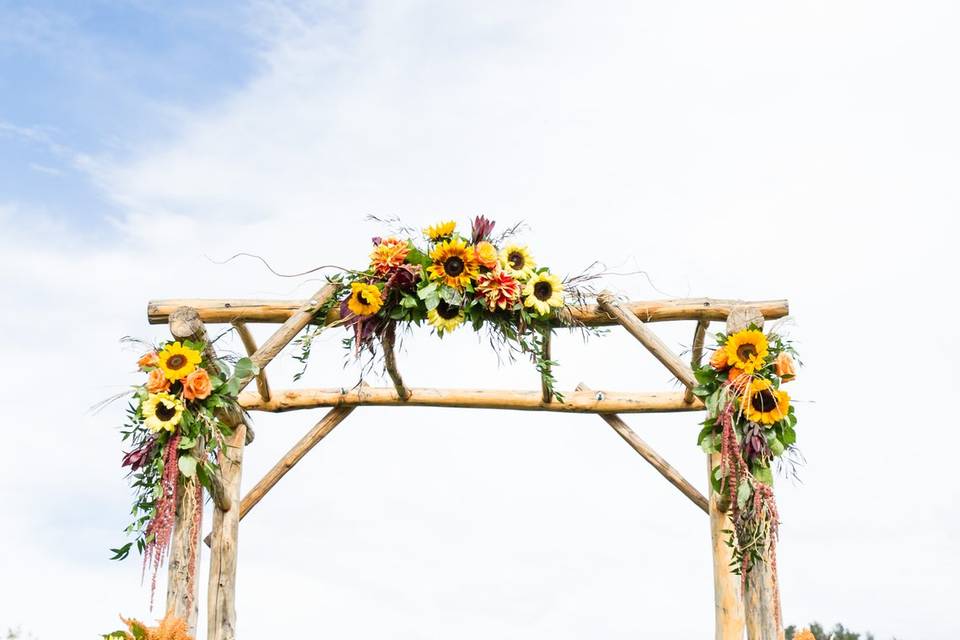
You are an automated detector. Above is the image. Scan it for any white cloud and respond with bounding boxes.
[2,1,959,638]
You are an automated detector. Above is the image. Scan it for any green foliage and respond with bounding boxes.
[785,622,887,640]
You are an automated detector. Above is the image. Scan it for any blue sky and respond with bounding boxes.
[0,1,260,227]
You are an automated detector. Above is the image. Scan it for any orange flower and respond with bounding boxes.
[475,241,499,270]
[775,352,796,382]
[146,368,171,393]
[709,348,728,370]
[369,238,409,275]
[182,368,213,401]
[138,351,159,369]
[728,367,746,383]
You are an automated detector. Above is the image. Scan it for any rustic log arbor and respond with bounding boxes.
[148,292,789,640]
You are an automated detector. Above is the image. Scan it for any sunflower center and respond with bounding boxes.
[166,354,187,370]
[508,252,524,270]
[444,256,465,277]
[437,300,461,319]
[155,401,177,422]
[751,389,777,413]
[534,281,553,301]
[736,344,758,361]
[356,292,371,305]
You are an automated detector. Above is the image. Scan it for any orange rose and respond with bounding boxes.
[775,352,796,382]
[182,368,213,401]
[727,367,746,383]
[146,368,170,393]
[475,241,499,269]
[709,348,728,370]
[138,351,159,369]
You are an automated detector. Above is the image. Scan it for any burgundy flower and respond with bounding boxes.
[121,438,156,471]
[471,215,495,243]
[385,264,421,293]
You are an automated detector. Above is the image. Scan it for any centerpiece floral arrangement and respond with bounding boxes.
[110,339,256,605]
[294,216,599,399]
[693,324,800,615]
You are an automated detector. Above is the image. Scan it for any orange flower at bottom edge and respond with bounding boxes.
[727,367,746,384]
[146,368,171,393]
[794,630,815,640]
[775,352,796,382]
[182,368,213,401]
[138,351,159,369]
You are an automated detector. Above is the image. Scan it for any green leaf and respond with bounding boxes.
[736,480,752,511]
[178,436,196,450]
[109,542,133,560]
[439,286,463,306]
[781,424,797,446]
[692,385,712,398]
[233,357,259,380]
[178,455,198,478]
[753,465,774,485]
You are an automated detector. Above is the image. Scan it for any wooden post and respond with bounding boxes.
[207,419,246,640]
[708,453,746,639]
[685,320,709,404]
[233,321,271,402]
[541,329,552,403]
[726,305,782,640]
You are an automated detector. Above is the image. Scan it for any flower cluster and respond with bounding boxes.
[323,216,570,398]
[113,340,255,606]
[693,326,799,594]
[342,216,565,335]
[103,611,192,640]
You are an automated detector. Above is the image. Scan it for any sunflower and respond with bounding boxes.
[724,329,769,374]
[423,220,456,242]
[347,282,383,316]
[522,271,564,315]
[499,244,536,281]
[427,300,465,334]
[143,392,184,433]
[427,238,478,289]
[369,237,410,275]
[157,342,202,381]
[742,378,790,425]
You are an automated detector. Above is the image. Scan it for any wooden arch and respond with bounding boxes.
[148,286,789,640]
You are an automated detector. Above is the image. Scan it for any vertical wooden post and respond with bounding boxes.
[726,305,782,640]
[708,453,746,639]
[207,420,246,640]
[695,315,746,640]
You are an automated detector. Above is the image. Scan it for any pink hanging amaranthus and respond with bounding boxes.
[143,432,181,607]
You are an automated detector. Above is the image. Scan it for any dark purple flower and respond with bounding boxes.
[385,264,421,293]
[471,215,496,243]
[371,236,383,246]
[122,438,156,471]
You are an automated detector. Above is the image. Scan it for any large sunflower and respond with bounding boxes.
[522,271,564,315]
[427,300,465,334]
[423,220,456,242]
[724,329,769,374]
[347,282,383,316]
[742,378,790,425]
[158,342,202,381]
[499,244,536,281]
[427,238,478,289]
[143,392,184,433]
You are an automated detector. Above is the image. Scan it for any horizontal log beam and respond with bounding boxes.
[238,386,704,414]
[147,297,788,327]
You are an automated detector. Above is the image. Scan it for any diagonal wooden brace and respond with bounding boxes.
[203,404,355,547]
[578,383,708,513]
[597,291,697,390]
[232,321,271,402]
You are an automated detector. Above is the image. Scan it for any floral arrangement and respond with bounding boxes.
[693,325,800,593]
[297,216,592,399]
[103,611,192,640]
[110,340,256,603]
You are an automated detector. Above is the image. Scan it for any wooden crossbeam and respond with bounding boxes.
[597,292,697,390]
[578,383,708,513]
[232,321,271,402]
[147,297,789,327]
[238,386,703,414]
[203,405,355,548]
